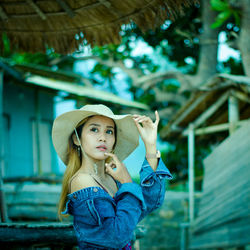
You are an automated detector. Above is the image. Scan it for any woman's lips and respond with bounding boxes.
[96,145,107,151]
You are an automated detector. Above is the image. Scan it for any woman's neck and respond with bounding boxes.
[80,157,106,178]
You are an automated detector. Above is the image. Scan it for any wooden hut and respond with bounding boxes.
[0,0,197,53]
[160,73,250,248]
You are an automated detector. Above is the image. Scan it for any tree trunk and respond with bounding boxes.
[238,0,250,77]
[194,0,220,87]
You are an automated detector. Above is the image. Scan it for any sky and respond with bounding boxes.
[55,32,240,177]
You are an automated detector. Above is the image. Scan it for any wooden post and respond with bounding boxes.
[228,95,239,135]
[0,69,8,222]
[188,123,195,223]
[34,89,42,175]
[180,222,189,250]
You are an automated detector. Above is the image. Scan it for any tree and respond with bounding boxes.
[2,0,248,184]
[65,0,249,184]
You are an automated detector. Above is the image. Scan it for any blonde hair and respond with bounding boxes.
[57,118,88,221]
[57,116,117,221]
[57,137,81,221]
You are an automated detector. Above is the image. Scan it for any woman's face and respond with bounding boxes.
[80,115,116,161]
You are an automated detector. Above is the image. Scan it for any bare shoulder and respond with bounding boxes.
[70,173,98,194]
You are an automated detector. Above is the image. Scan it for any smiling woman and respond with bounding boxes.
[52,104,173,249]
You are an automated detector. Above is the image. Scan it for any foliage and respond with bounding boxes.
[0,33,72,70]
[222,57,244,75]
[131,4,201,69]
[161,141,212,191]
[210,0,241,28]
[1,0,245,185]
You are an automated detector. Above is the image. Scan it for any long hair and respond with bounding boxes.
[57,116,117,221]
[57,119,86,221]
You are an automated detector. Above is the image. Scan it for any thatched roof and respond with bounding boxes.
[0,0,197,54]
[160,74,250,141]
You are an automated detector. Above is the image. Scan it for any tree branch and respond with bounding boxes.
[74,55,142,82]
[158,107,176,118]
[153,87,187,104]
[135,70,193,91]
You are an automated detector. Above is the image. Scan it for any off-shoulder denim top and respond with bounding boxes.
[62,157,172,249]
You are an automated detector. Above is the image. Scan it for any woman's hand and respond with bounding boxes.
[133,111,160,171]
[104,153,132,184]
[132,111,160,148]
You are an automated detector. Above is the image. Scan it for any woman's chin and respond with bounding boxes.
[91,154,107,161]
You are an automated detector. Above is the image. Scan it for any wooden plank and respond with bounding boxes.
[5,183,61,205]
[228,95,239,135]
[6,192,60,205]
[190,123,250,248]
[190,218,250,249]
[203,123,250,178]
[183,119,250,135]
[0,223,146,247]
[183,91,229,135]
[188,124,195,223]
[26,0,46,20]
[0,69,8,222]
[203,153,249,191]
[55,0,75,17]
[193,187,249,232]
[232,90,250,104]
[3,176,62,184]
[0,222,76,246]
[8,205,58,220]
[0,5,8,21]
[198,172,249,213]
[172,94,207,127]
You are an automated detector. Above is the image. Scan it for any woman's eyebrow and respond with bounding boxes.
[89,123,114,129]
[89,123,100,127]
[107,125,114,129]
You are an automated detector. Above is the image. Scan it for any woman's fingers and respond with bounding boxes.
[137,117,151,124]
[105,161,116,169]
[105,164,114,175]
[133,111,160,125]
[133,116,152,125]
[155,110,160,125]
[104,152,120,165]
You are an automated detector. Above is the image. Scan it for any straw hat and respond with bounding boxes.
[52,104,139,165]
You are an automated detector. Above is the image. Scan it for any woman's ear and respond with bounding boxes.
[72,133,80,146]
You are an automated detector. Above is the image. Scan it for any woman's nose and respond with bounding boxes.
[99,133,106,141]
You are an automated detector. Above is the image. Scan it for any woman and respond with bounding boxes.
[52,104,172,250]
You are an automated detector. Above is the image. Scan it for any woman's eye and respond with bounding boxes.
[106,130,113,135]
[90,127,98,132]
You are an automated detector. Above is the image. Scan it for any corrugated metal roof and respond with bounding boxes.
[25,75,149,110]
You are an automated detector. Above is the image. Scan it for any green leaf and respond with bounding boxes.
[211,10,232,28]
[232,11,241,26]
[210,0,228,11]
[2,33,11,56]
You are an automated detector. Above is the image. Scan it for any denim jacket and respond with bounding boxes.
[62,157,172,249]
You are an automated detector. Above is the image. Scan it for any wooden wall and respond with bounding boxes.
[190,122,250,249]
[4,183,66,221]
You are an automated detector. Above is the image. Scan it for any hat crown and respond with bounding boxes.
[80,104,114,116]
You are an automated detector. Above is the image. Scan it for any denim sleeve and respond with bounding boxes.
[73,183,146,249]
[139,157,173,221]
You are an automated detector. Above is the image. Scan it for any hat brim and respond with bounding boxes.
[52,109,139,165]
